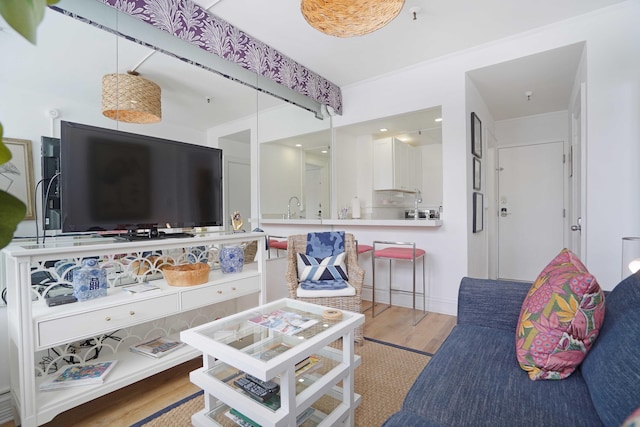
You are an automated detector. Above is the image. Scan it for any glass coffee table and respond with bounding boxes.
[181,298,365,427]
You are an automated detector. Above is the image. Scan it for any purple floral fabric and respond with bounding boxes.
[516,248,605,380]
[98,0,342,114]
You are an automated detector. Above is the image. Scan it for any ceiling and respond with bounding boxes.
[0,0,626,136]
[202,0,624,120]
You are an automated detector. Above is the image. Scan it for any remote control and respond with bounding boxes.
[245,374,280,394]
[234,377,276,402]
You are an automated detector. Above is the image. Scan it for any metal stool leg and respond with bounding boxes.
[412,253,427,326]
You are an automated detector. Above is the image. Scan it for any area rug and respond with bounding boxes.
[131,338,432,427]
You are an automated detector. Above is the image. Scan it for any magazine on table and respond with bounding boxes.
[130,336,185,358]
[39,360,117,391]
[248,309,318,336]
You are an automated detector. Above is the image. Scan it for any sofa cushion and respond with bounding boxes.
[402,324,603,426]
[581,272,640,427]
[516,248,605,380]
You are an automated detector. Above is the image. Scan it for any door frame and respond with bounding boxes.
[570,82,588,260]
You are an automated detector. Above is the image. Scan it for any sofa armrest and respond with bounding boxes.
[457,277,532,332]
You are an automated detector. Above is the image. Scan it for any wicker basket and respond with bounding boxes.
[243,240,258,264]
[162,263,209,287]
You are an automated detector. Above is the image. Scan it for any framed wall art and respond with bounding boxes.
[1,138,35,220]
[473,192,483,233]
[473,157,481,191]
[471,112,482,158]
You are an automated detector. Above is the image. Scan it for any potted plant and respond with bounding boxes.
[0,0,58,248]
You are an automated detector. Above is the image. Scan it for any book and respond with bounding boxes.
[248,309,318,336]
[257,342,292,361]
[39,360,117,391]
[295,355,322,377]
[225,406,315,427]
[130,336,185,358]
[122,283,160,293]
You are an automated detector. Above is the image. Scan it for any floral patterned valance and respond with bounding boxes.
[99,0,342,114]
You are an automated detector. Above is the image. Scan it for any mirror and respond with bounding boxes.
[334,107,442,220]
[258,92,331,220]
[0,5,306,233]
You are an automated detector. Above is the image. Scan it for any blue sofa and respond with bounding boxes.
[382,274,640,427]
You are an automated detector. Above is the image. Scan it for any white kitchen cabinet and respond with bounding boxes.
[1,232,266,426]
[373,137,418,192]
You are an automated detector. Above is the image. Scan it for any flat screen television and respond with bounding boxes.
[60,121,223,236]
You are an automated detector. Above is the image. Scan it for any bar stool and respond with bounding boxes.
[356,242,374,258]
[267,236,288,259]
[372,240,427,325]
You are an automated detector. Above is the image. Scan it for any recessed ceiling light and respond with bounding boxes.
[295,144,302,147]
[379,128,388,132]
[435,117,443,122]
[321,150,328,154]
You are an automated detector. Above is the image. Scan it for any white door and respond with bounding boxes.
[306,164,322,219]
[497,141,565,281]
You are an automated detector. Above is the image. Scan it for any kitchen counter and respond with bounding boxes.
[257,218,442,227]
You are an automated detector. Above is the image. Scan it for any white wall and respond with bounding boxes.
[333,0,640,302]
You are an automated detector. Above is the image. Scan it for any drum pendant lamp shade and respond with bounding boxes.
[300,0,405,38]
[102,72,161,124]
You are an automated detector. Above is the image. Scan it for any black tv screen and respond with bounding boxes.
[60,121,223,233]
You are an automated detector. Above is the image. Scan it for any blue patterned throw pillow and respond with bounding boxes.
[306,231,345,258]
[297,252,348,282]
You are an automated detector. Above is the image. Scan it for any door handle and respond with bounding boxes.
[500,207,510,217]
[571,217,582,231]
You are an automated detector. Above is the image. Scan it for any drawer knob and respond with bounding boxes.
[105,316,111,321]
[231,287,236,291]
[217,290,222,294]
[129,311,135,316]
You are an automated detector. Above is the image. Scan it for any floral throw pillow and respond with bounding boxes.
[516,248,605,380]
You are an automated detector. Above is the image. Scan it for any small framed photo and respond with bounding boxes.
[1,138,35,220]
[473,157,481,191]
[471,112,482,158]
[473,192,483,233]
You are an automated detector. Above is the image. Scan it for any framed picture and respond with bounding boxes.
[1,138,35,220]
[473,157,481,191]
[471,112,482,158]
[473,192,483,233]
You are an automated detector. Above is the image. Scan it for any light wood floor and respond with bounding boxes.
[2,303,456,427]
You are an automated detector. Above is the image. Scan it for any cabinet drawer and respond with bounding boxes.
[181,276,259,310]
[36,294,179,348]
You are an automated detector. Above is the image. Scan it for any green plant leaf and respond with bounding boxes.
[0,123,10,165]
[0,0,50,44]
[0,191,26,249]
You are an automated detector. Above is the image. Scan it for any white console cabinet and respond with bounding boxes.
[1,232,266,426]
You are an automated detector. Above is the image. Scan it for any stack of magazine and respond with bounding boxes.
[39,360,117,391]
[130,336,185,358]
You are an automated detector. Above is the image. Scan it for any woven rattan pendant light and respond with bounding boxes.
[301,0,404,37]
[102,71,161,124]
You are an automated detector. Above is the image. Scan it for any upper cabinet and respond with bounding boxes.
[373,137,419,192]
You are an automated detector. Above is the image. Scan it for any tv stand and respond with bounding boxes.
[2,232,266,426]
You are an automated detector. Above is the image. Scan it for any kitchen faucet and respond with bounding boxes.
[287,196,301,219]
[414,189,423,219]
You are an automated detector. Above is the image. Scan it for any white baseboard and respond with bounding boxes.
[361,286,457,316]
[0,390,13,425]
